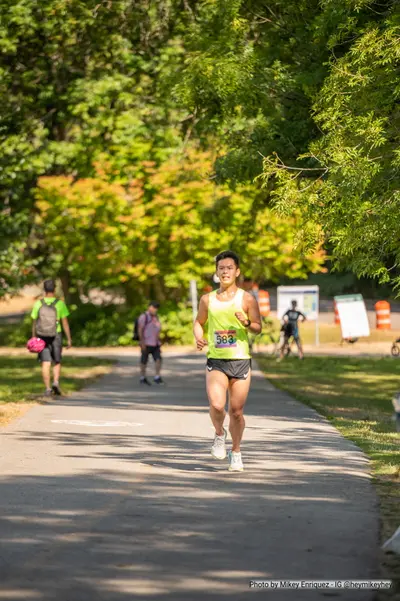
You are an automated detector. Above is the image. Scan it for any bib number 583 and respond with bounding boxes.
[215,330,237,348]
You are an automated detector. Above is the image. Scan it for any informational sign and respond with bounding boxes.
[277,286,319,320]
[277,285,320,345]
[334,294,370,339]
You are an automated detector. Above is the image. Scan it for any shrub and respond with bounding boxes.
[4,302,195,347]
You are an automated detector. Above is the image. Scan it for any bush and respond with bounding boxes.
[3,302,195,347]
[158,303,194,345]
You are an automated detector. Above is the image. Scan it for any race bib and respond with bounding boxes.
[214,330,237,348]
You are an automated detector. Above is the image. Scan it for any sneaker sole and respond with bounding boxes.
[227,451,244,471]
[211,428,227,460]
[211,449,227,460]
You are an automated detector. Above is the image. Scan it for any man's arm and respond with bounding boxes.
[31,301,39,337]
[236,293,262,335]
[61,317,72,348]
[138,315,146,350]
[299,311,306,322]
[193,295,209,350]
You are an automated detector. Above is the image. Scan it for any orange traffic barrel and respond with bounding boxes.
[258,289,270,317]
[334,300,340,324]
[375,300,390,330]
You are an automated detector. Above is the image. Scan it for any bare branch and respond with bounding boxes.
[258,151,327,172]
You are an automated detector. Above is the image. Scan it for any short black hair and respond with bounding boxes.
[44,279,55,293]
[215,250,240,268]
[149,300,160,308]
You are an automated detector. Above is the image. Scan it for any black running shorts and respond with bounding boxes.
[38,334,63,364]
[141,345,162,365]
[206,358,251,380]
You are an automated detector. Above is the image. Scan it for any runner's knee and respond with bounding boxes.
[209,401,225,414]
[229,406,244,420]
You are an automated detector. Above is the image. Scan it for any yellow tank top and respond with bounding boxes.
[207,288,250,359]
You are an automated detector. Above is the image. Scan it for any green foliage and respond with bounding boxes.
[176,0,335,181]
[0,0,192,294]
[132,147,326,295]
[0,211,31,295]
[158,303,195,346]
[260,6,400,288]
[3,302,195,347]
[178,0,400,290]
[31,175,146,300]
[27,148,325,305]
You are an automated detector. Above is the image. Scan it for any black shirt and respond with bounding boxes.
[283,309,305,325]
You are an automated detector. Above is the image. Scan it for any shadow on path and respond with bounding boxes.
[0,355,379,600]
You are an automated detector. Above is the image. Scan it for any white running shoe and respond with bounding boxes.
[228,450,244,472]
[211,428,227,460]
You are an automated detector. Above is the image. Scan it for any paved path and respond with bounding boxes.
[0,355,379,600]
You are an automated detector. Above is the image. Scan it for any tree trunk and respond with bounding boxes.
[59,270,80,305]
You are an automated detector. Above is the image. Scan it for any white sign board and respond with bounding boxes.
[277,286,319,321]
[277,285,320,346]
[334,294,370,339]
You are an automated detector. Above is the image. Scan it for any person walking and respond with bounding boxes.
[194,251,262,472]
[138,301,164,386]
[31,279,72,396]
[279,300,306,360]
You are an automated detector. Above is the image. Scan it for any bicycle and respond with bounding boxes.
[249,317,281,356]
[391,338,400,358]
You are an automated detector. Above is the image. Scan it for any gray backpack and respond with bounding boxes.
[36,299,58,337]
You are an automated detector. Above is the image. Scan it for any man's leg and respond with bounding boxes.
[151,347,164,384]
[295,336,304,359]
[140,347,151,384]
[50,335,63,394]
[153,347,162,381]
[228,375,251,452]
[207,368,229,460]
[279,335,289,360]
[206,369,229,436]
[140,347,148,377]
[52,363,62,394]
[41,362,51,391]
[53,363,61,382]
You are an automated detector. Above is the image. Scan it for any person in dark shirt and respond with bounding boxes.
[279,300,306,360]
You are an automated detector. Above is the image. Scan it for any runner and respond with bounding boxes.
[279,300,306,360]
[194,251,262,472]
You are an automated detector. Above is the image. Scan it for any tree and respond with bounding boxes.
[178,0,400,287]
[31,174,145,303]
[0,0,193,294]
[132,147,326,300]
[261,4,400,287]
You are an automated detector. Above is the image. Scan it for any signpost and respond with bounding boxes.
[277,285,320,345]
[190,279,198,322]
[334,294,370,339]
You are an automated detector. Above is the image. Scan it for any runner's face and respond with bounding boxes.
[216,258,239,285]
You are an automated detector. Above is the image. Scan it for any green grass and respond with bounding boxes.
[256,355,400,597]
[0,356,113,406]
[256,318,399,346]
